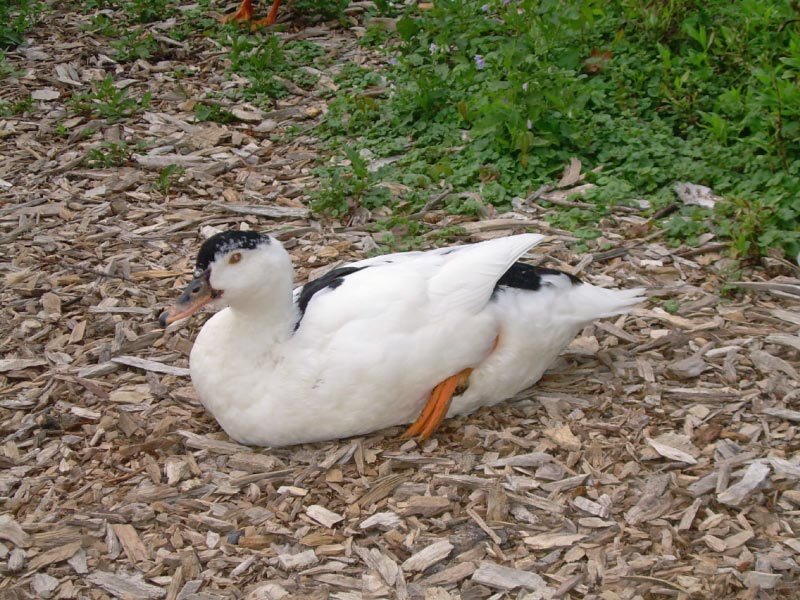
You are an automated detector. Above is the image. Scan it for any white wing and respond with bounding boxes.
[293,234,545,332]
[427,233,544,313]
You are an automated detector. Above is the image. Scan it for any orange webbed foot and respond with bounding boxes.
[221,0,255,24]
[402,368,473,441]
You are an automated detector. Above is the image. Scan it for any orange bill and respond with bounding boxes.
[159,272,218,327]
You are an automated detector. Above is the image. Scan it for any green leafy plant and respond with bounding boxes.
[111,30,160,62]
[84,13,120,36]
[194,102,237,124]
[157,164,185,195]
[312,147,391,217]
[71,76,152,122]
[0,95,32,117]
[0,51,17,80]
[122,0,174,23]
[311,0,800,259]
[0,0,38,49]
[293,0,349,22]
[221,35,329,105]
[85,140,144,167]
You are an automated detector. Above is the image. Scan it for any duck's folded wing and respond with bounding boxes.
[293,234,545,332]
[428,233,544,314]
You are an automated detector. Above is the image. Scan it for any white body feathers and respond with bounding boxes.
[188,234,643,446]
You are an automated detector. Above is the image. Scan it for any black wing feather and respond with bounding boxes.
[493,262,581,294]
[294,266,366,330]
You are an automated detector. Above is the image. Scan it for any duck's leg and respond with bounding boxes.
[251,0,282,26]
[402,368,473,440]
[221,0,255,23]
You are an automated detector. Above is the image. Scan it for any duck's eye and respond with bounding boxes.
[229,252,242,265]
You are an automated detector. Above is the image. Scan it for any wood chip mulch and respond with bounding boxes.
[1,3,799,599]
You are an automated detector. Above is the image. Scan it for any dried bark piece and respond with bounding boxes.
[750,349,800,379]
[678,498,703,531]
[543,424,581,451]
[212,201,310,219]
[766,333,800,352]
[112,524,150,564]
[0,358,47,372]
[87,571,166,599]
[401,540,453,572]
[26,540,82,571]
[572,496,611,519]
[7,548,26,573]
[768,457,800,479]
[278,549,318,570]
[646,435,698,464]
[718,462,770,506]
[227,452,283,473]
[762,408,800,423]
[471,561,548,591]
[360,512,403,530]
[244,582,290,600]
[422,561,477,586]
[357,474,406,506]
[353,545,399,586]
[488,452,553,468]
[401,495,450,517]
[178,431,249,454]
[0,514,32,547]
[68,548,88,574]
[31,573,59,598]
[523,532,586,549]
[667,355,709,379]
[744,571,781,590]
[111,355,191,377]
[724,529,754,550]
[624,474,671,524]
[540,474,589,493]
[306,505,344,528]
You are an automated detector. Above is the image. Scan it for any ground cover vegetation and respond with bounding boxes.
[4,0,799,260]
[316,0,800,260]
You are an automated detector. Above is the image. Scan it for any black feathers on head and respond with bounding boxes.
[195,231,270,274]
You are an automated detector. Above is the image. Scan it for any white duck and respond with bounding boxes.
[160,231,644,447]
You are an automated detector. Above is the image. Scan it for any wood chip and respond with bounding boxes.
[0,358,47,372]
[762,407,800,422]
[0,514,32,547]
[471,561,549,591]
[401,540,453,572]
[488,452,553,468]
[625,474,671,524]
[26,540,82,572]
[111,355,191,377]
[360,512,403,530]
[646,436,698,464]
[717,462,771,506]
[278,549,318,570]
[543,424,581,451]
[112,524,150,564]
[422,561,477,586]
[306,505,344,528]
[523,532,586,549]
[401,495,451,517]
[86,571,166,599]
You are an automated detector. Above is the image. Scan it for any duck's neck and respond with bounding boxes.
[226,273,298,345]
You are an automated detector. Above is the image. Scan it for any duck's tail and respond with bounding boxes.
[575,283,647,320]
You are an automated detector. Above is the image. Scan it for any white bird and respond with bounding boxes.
[160,231,644,447]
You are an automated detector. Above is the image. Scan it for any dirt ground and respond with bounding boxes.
[2,3,800,599]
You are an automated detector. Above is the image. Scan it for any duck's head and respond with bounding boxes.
[159,231,288,327]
